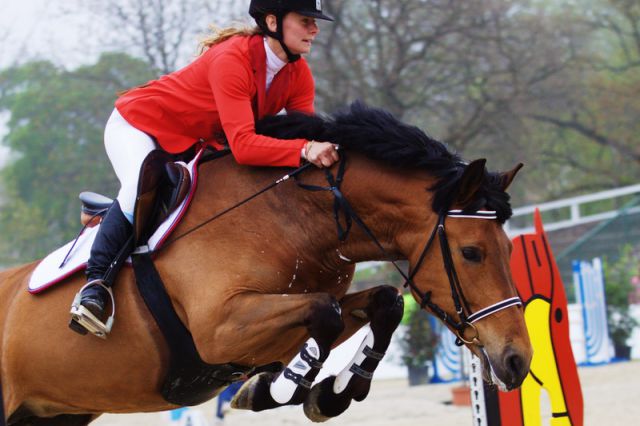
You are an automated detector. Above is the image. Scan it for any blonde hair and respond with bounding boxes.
[198,24,263,54]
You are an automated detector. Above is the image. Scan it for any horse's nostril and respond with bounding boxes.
[503,350,529,388]
[507,353,523,375]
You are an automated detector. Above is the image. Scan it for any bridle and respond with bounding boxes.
[401,210,522,346]
[296,154,522,347]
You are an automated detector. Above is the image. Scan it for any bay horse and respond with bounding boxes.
[0,103,532,425]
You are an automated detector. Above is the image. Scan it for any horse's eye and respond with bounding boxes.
[461,247,482,263]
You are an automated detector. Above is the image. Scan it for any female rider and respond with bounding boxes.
[69,0,339,337]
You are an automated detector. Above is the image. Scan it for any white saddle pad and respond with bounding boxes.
[28,149,204,293]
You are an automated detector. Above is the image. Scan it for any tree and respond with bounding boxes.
[0,53,156,265]
[525,0,640,198]
[80,0,248,73]
[399,295,438,386]
[603,245,639,355]
[310,0,595,205]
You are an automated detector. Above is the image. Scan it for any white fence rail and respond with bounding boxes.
[505,183,640,236]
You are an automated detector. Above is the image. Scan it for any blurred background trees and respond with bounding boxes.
[0,0,638,265]
[311,0,639,202]
[0,54,155,263]
[80,0,247,74]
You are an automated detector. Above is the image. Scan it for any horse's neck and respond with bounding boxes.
[181,158,342,265]
[312,155,435,264]
[182,155,434,267]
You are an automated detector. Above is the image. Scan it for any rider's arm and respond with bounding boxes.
[208,52,306,167]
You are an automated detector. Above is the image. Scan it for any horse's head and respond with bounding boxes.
[406,159,531,391]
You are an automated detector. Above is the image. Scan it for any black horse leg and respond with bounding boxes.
[231,295,344,412]
[303,286,404,422]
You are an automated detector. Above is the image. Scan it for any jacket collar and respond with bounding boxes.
[249,35,268,119]
[249,35,293,119]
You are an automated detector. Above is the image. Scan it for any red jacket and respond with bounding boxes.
[115,35,314,167]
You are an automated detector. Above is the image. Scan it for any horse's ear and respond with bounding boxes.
[455,159,487,207]
[499,163,524,191]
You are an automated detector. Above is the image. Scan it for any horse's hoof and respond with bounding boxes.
[230,372,278,412]
[303,376,350,422]
[303,382,331,423]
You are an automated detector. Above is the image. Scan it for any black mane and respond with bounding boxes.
[256,102,513,222]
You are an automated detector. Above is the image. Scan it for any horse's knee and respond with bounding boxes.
[307,295,345,350]
[369,285,402,310]
[368,286,404,333]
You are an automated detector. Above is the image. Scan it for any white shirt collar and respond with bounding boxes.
[264,37,287,90]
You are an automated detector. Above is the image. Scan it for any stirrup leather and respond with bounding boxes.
[69,280,116,339]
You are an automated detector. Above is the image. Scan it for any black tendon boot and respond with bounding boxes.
[69,200,133,338]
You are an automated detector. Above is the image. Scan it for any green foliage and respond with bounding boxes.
[0,53,156,265]
[352,262,406,291]
[603,245,639,345]
[399,298,439,368]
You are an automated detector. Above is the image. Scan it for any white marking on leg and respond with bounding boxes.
[270,338,321,404]
[333,325,374,394]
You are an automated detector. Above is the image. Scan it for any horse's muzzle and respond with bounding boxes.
[501,346,531,389]
[482,345,532,391]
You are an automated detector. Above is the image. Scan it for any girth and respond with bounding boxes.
[131,252,252,406]
[129,148,256,406]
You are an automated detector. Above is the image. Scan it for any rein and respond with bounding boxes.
[295,154,522,347]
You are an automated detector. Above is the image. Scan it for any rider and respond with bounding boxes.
[69,0,339,337]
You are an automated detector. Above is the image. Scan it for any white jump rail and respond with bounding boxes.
[505,183,640,237]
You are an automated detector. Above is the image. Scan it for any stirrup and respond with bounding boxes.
[69,280,116,339]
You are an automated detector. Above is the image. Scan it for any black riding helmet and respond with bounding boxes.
[249,0,334,62]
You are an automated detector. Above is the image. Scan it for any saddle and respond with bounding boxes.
[80,150,192,242]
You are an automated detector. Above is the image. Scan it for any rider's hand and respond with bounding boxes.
[303,140,340,168]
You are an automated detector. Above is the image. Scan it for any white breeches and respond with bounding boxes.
[104,108,157,222]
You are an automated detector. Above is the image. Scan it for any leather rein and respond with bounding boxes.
[295,154,522,347]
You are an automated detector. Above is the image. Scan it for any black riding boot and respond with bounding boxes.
[69,200,133,336]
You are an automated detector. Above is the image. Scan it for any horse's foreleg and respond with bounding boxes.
[229,293,344,412]
[304,285,404,422]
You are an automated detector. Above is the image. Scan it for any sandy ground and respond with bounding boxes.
[94,360,640,426]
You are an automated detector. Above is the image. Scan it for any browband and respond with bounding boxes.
[447,210,498,220]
